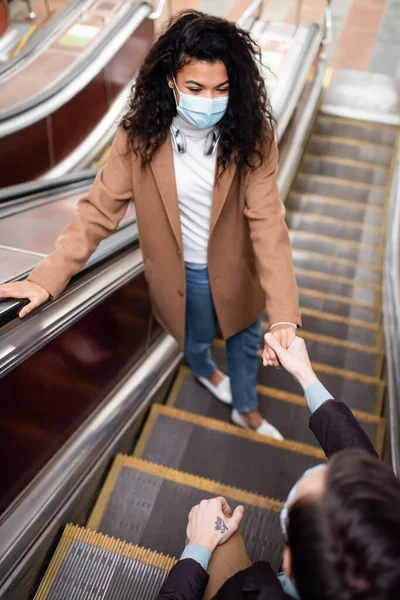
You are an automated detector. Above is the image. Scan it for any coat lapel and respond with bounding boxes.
[210,160,237,235]
[150,138,183,250]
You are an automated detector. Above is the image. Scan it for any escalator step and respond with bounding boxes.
[34,525,175,600]
[314,117,397,146]
[259,325,382,378]
[298,307,379,347]
[287,193,385,228]
[294,173,387,206]
[307,136,393,167]
[88,456,284,570]
[292,249,381,286]
[302,155,390,187]
[287,211,383,246]
[290,230,382,265]
[168,367,385,454]
[294,268,379,306]
[134,405,325,500]
[299,288,379,323]
[212,342,384,415]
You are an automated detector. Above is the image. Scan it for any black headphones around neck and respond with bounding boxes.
[170,126,220,156]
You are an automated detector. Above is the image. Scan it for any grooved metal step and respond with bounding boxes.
[169,368,384,453]
[34,525,175,600]
[292,249,381,285]
[212,342,384,415]
[290,230,381,265]
[302,155,390,187]
[314,117,397,146]
[299,288,379,323]
[294,174,387,205]
[134,405,324,501]
[299,308,379,347]
[294,269,379,306]
[286,212,383,246]
[307,136,393,166]
[88,455,284,570]
[286,193,385,227]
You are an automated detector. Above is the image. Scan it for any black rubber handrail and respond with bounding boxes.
[383,149,400,475]
[0,169,97,205]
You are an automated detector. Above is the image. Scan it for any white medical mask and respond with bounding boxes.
[280,464,326,539]
[173,78,229,129]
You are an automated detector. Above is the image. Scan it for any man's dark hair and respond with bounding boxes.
[288,449,400,600]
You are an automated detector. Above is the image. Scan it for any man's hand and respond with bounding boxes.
[263,325,296,368]
[0,281,50,318]
[186,497,244,552]
[264,334,318,391]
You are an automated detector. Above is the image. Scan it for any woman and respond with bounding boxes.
[0,11,301,437]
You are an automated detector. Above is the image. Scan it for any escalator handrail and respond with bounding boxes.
[0,220,138,332]
[274,23,322,143]
[0,169,97,205]
[383,145,400,476]
[0,0,89,80]
[0,2,150,136]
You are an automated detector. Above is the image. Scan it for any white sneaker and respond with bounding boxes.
[231,409,284,440]
[197,375,232,405]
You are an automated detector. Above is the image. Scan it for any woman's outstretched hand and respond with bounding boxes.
[0,281,50,318]
[263,325,296,368]
[264,334,318,391]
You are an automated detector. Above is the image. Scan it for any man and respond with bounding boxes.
[156,334,400,600]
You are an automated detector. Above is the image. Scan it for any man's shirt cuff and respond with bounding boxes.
[305,380,334,414]
[180,544,212,571]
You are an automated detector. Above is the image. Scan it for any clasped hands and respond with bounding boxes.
[186,334,318,553]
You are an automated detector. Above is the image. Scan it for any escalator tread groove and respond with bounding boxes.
[34,525,176,600]
[87,455,284,569]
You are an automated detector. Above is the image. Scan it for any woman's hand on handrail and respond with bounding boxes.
[0,281,50,318]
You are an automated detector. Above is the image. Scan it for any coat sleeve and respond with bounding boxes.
[156,559,209,600]
[309,400,378,459]
[244,139,301,327]
[28,127,133,298]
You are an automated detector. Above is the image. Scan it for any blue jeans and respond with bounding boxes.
[184,262,260,413]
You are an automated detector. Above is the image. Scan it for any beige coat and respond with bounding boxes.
[29,128,301,348]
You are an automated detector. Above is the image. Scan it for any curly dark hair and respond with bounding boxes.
[122,10,275,175]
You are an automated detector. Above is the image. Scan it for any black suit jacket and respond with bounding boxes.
[156,400,378,600]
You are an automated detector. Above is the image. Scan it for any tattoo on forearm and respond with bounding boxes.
[215,515,228,534]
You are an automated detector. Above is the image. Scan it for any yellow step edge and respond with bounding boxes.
[299,306,379,331]
[169,366,385,453]
[297,172,388,192]
[304,152,391,172]
[290,229,383,253]
[212,340,385,415]
[134,404,326,460]
[261,322,381,355]
[88,454,283,532]
[317,114,398,132]
[292,249,382,274]
[289,191,385,213]
[287,210,383,234]
[173,366,384,425]
[298,287,379,310]
[310,133,395,152]
[34,524,176,599]
[294,265,380,291]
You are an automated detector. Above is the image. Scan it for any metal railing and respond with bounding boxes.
[383,143,400,475]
